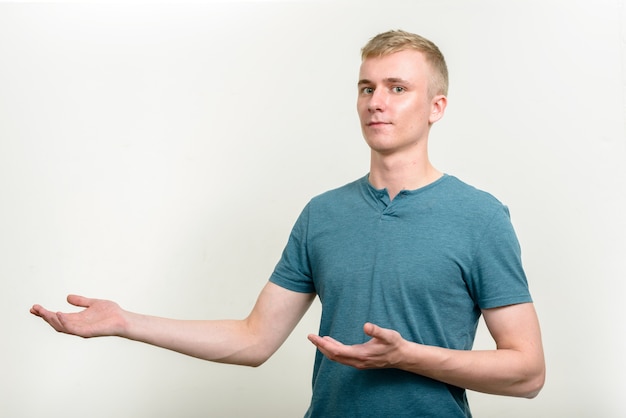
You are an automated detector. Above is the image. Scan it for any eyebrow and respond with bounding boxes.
[358,77,412,86]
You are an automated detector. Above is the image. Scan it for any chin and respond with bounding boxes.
[363,136,396,152]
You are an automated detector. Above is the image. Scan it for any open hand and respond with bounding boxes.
[30,295,127,338]
[307,322,407,370]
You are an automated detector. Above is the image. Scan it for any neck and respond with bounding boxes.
[368,149,442,200]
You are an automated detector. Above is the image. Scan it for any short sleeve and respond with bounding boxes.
[467,205,532,309]
[269,203,316,294]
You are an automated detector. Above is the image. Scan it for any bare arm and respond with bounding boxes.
[308,302,545,398]
[31,282,316,367]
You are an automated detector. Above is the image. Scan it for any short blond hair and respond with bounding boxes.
[361,30,449,97]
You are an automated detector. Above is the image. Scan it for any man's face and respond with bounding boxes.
[357,49,443,156]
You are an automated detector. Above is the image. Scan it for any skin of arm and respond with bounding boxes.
[307,302,545,398]
[31,282,316,367]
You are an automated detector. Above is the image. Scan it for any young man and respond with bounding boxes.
[31,30,545,417]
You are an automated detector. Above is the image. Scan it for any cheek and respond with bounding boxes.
[399,100,429,122]
[356,102,369,121]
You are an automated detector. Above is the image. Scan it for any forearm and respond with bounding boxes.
[122,312,271,367]
[309,305,545,398]
[396,342,545,398]
[118,283,314,367]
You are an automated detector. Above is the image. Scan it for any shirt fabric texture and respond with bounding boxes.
[269,174,532,418]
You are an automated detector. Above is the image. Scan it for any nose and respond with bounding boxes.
[367,89,387,112]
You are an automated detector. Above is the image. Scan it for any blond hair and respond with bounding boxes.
[361,30,449,97]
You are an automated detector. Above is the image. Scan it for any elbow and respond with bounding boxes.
[245,344,278,368]
[242,356,269,368]
[229,346,275,368]
[523,373,545,399]
[214,351,272,368]
[518,365,546,399]
[521,385,543,399]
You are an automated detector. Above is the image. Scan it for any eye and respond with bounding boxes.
[392,86,405,93]
[361,87,374,95]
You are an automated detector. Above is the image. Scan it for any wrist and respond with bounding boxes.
[116,309,135,339]
[394,338,420,370]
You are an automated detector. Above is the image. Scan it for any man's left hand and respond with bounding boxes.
[307,322,407,369]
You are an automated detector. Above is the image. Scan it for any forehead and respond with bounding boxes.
[359,49,430,83]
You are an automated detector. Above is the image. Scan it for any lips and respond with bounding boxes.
[367,121,391,127]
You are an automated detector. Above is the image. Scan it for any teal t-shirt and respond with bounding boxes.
[270,174,532,418]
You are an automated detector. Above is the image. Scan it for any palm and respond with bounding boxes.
[30,295,125,338]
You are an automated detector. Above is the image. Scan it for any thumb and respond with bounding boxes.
[363,322,382,338]
[66,294,93,308]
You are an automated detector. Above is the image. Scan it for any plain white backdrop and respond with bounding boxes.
[1,1,625,417]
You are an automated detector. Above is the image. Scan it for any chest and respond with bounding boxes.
[308,207,477,303]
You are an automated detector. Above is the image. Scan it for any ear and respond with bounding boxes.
[428,94,447,124]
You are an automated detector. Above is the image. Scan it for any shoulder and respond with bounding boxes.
[308,176,366,208]
[433,175,512,228]
[441,175,501,203]
[441,175,507,210]
[289,176,367,230]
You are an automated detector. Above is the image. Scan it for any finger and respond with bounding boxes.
[308,334,330,347]
[55,312,77,334]
[66,294,93,308]
[308,334,342,344]
[364,323,397,344]
[321,335,342,344]
[308,335,344,353]
[363,322,382,337]
[30,305,57,322]
[40,310,65,332]
[30,304,44,317]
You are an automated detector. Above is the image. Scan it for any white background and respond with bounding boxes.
[1,1,625,417]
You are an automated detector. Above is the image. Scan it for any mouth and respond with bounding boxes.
[367,121,391,127]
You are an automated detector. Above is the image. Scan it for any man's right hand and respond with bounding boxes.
[30,295,127,338]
